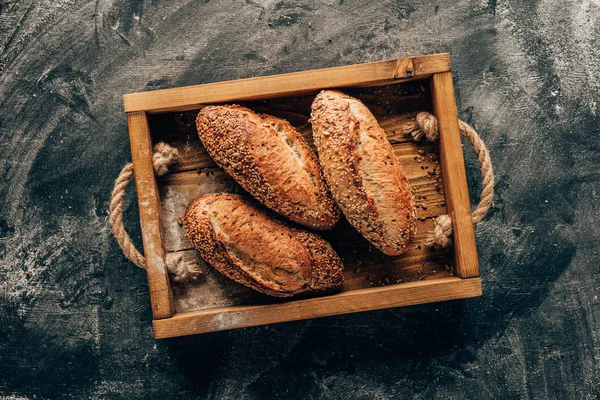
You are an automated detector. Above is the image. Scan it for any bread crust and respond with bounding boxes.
[311,90,416,256]
[196,105,339,230]
[184,193,344,297]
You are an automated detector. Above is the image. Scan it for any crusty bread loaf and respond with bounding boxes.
[311,90,416,256]
[196,105,339,230]
[184,193,344,297]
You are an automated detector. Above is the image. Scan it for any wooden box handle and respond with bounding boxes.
[109,142,179,270]
[401,112,495,249]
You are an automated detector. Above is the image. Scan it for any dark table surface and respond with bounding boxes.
[1,1,599,399]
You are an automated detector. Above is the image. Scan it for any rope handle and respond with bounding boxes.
[109,143,179,269]
[404,112,495,249]
[109,162,146,268]
[109,113,494,271]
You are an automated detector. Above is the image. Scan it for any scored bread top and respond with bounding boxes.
[196,105,339,230]
[311,90,416,256]
[184,193,344,297]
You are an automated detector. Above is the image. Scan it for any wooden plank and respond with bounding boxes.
[128,111,175,319]
[124,54,450,113]
[152,277,482,338]
[431,73,480,278]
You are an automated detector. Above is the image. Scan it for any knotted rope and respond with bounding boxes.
[403,112,495,249]
[166,253,204,283]
[109,143,201,282]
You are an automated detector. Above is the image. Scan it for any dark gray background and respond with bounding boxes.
[1,1,599,399]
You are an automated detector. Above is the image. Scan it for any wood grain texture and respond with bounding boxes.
[127,111,174,319]
[431,73,480,278]
[153,277,482,338]
[123,54,450,113]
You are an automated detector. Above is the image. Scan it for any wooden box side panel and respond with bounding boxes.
[128,111,175,319]
[152,277,482,338]
[431,73,480,278]
[123,54,450,113]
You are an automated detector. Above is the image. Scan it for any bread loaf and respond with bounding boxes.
[196,105,339,230]
[311,90,416,256]
[184,193,344,297]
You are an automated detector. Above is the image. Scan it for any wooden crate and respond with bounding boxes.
[123,53,482,339]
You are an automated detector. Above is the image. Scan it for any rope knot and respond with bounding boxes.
[152,142,179,176]
[425,214,453,249]
[411,112,439,142]
[166,253,203,283]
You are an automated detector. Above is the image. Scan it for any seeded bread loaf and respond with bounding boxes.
[184,193,344,297]
[196,105,339,230]
[311,90,416,256]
